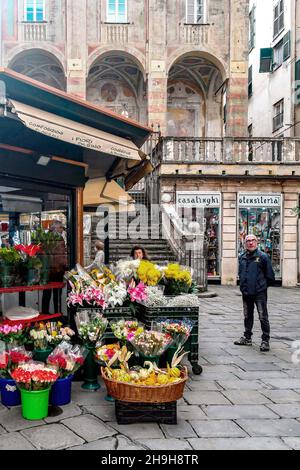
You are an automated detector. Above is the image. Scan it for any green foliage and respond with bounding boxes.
[0,248,22,265]
[31,228,61,253]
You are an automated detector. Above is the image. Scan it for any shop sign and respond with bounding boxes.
[238,193,281,207]
[176,192,221,208]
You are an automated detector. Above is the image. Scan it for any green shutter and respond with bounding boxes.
[283,31,291,61]
[259,48,273,73]
[295,60,300,104]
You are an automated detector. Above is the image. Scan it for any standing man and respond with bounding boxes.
[234,234,275,352]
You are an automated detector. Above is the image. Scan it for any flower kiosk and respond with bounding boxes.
[0,68,153,419]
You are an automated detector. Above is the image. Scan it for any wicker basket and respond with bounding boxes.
[101,367,188,403]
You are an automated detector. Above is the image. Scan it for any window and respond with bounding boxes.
[107,0,127,23]
[274,0,284,38]
[273,99,284,132]
[249,6,256,51]
[259,31,290,73]
[273,40,284,70]
[186,0,206,24]
[248,65,253,98]
[24,0,45,22]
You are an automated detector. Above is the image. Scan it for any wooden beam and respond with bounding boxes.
[0,143,87,168]
[76,187,84,265]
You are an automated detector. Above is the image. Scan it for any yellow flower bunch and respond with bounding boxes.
[137,260,162,286]
[90,267,116,285]
[164,264,192,287]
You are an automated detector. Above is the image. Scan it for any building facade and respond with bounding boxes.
[1,0,299,286]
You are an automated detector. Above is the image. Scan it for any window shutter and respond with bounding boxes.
[295,60,300,104]
[186,0,195,23]
[248,65,253,97]
[283,30,290,61]
[259,48,273,73]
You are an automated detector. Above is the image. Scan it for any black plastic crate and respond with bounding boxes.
[136,305,202,375]
[115,400,177,424]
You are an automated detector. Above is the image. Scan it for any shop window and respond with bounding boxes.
[273,0,284,39]
[273,99,284,132]
[24,0,45,22]
[107,0,127,23]
[238,204,281,277]
[186,0,206,24]
[249,6,256,51]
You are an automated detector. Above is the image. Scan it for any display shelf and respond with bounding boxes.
[0,313,62,326]
[0,282,65,294]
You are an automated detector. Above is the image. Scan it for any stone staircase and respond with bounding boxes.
[90,192,178,264]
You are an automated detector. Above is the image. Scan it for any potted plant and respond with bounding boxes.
[31,229,62,285]
[15,244,43,286]
[162,263,193,295]
[10,362,59,420]
[0,247,22,287]
[29,324,53,362]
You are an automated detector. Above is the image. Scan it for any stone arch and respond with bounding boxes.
[5,44,66,73]
[167,50,225,138]
[87,46,146,80]
[167,48,227,81]
[87,49,147,125]
[7,48,66,91]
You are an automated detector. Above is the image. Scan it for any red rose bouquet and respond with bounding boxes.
[47,341,87,378]
[11,362,59,391]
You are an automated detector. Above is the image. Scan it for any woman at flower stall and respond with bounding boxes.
[130,245,151,261]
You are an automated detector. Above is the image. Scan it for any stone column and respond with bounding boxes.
[66,0,87,99]
[282,189,299,286]
[226,0,249,137]
[221,190,238,285]
[147,0,168,133]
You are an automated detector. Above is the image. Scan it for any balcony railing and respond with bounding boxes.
[151,137,300,164]
[22,22,47,41]
[100,23,129,44]
[179,24,210,45]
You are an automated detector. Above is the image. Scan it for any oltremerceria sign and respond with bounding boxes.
[238,193,281,207]
[176,192,221,208]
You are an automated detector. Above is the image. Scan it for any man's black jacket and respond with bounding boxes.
[239,248,275,296]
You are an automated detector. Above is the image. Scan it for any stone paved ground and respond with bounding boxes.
[1,286,300,450]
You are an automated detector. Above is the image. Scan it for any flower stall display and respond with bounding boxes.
[95,343,121,365]
[137,261,163,286]
[144,286,168,308]
[10,362,59,420]
[15,244,43,286]
[128,329,173,364]
[0,344,33,406]
[101,346,188,423]
[162,263,193,295]
[110,319,144,343]
[29,322,75,362]
[75,310,108,390]
[154,319,194,348]
[47,342,87,406]
[0,323,27,345]
[166,294,200,307]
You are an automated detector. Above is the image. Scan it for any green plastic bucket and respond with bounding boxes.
[20,388,50,420]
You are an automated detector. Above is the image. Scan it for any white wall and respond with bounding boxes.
[248,0,295,137]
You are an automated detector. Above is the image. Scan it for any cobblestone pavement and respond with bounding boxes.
[1,286,300,450]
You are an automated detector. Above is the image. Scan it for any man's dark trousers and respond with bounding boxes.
[242,290,270,342]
